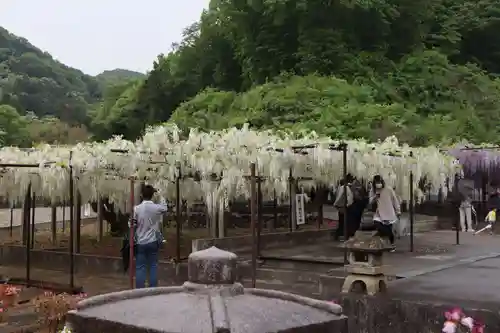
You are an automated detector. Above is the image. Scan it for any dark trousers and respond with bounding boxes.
[335,212,347,239]
[349,199,367,236]
[335,201,366,240]
[375,221,395,245]
[335,208,356,239]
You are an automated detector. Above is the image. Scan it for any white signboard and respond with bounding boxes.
[295,194,306,225]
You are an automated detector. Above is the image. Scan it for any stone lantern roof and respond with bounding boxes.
[344,230,393,252]
[66,246,347,333]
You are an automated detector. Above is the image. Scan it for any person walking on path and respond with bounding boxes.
[369,175,401,252]
[333,175,354,241]
[455,178,475,232]
[132,185,167,288]
[459,199,474,232]
[348,177,369,238]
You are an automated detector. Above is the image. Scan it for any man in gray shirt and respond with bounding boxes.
[133,185,167,288]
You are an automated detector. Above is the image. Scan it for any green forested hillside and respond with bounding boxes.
[95,69,145,86]
[0,27,101,124]
[92,0,500,146]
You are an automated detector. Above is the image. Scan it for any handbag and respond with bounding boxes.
[155,230,165,247]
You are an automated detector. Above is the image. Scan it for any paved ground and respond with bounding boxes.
[263,230,500,305]
[263,230,500,277]
[391,256,500,304]
[2,230,500,329]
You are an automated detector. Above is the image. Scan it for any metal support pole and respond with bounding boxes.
[250,163,257,288]
[455,174,460,245]
[9,204,13,237]
[76,192,82,253]
[51,204,57,244]
[342,143,348,265]
[409,151,415,252]
[68,151,75,289]
[25,184,32,286]
[31,192,35,249]
[316,186,323,229]
[288,168,293,232]
[97,196,104,241]
[129,178,136,289]
[62,203,66,232]
[272,190,277,231]
[257,177,262,258]
[175,165,182,262]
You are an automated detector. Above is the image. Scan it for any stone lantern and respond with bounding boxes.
[65,246,348,333]
[341,230,392,295]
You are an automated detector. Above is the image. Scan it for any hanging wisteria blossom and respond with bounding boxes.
[0,124,460,213]
[448,146,500,185]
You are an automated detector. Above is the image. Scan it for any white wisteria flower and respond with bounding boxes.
[0,124,460,214]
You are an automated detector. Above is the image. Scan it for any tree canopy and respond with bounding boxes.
[94,0,500,145]
[3,0,500,146]
[95,69,145,86]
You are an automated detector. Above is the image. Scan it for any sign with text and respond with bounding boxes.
[295,193,306,225]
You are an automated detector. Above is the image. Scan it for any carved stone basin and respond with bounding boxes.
[66,246,348,333]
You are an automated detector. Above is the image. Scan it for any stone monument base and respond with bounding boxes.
[342,274,387,295]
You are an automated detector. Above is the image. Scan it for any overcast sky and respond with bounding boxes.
[1,0,209,75]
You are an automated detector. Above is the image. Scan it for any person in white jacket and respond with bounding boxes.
[459,199,474,232]
[369,175,401,252]
[455,178,475,232]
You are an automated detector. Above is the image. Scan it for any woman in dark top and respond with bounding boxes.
[349,179,368,237]
[333,174,368,240]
